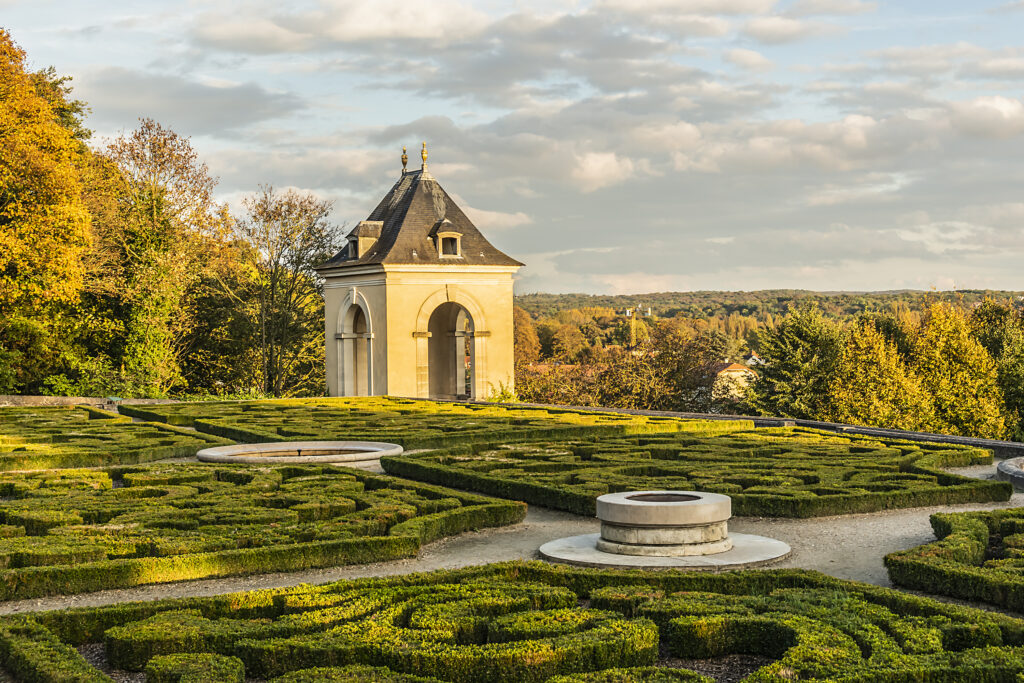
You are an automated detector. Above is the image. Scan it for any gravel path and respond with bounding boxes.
[0,462,1018,615]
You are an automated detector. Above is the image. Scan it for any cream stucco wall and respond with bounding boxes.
[322,264,518,399]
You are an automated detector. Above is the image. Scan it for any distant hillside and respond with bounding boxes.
[515,289,1024,321]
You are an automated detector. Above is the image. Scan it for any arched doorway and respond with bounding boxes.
[340,303,372,396]
[427,302,474,399]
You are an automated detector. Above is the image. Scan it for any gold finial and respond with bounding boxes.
[401,146,408,174]
[421,141,428,169]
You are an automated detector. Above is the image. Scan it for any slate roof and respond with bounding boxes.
[317,169,523,270]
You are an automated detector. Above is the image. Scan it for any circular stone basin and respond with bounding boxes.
[996,456,1024,488]
[596,490,732,557]
[196,441,403,465]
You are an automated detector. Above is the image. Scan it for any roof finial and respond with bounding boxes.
[401,146,408,175]
[421,141,428,171]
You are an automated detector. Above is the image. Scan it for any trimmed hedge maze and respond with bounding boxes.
[8,561,1024,682]
[0,406,230,471]
[383,427,1010,518]
[120,397,750,449]
[886,506,1024,612]
[0,464,523,600]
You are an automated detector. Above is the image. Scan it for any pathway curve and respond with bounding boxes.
[0,463,1018,615]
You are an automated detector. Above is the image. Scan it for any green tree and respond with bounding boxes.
[748,303,843,420]
[233,186,342,397]
[910,303,1004,438]
[596,347,667,410]
[825,320,935,431]
[650,321,731,413]
[971,299,1024,439]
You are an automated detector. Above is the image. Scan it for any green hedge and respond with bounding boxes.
[0,406,232,470]
[119,397,748,449]
[0,465,524,599]
[885,506,1024,612]
[8,561,1024,681]
[381,427,1008,517]
[144,652,244,683]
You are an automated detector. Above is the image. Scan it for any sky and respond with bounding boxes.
[5,0,1024,295]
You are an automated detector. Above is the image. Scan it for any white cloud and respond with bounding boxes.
[596,0,776,13]
[723,48,774,71]
[742,16,834,43]
[949,96,1024,138]
[785,0,876,16]
[570,152,637,192]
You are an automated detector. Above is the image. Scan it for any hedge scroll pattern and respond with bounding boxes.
[119,398,750,449]
[383,427,1009,517]
[0,464,524,600]
[886,507,1024,612]
[7,561,1024,682]
[0,406,231,470]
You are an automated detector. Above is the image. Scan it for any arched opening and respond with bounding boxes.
[341,303,371,396]
[427,302,474,399]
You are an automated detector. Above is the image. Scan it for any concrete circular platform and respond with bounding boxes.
[539,532,791,570]
[997,457,1024,488]
[196,441,403,464]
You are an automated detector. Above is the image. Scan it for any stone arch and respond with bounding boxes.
[337,288,374,396]
[414,287,490,399]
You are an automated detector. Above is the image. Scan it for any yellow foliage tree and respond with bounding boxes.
[825,320,935,431]
[0,29,90,316]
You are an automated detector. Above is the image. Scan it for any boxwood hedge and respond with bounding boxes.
[7,561,1024,682]
[0,406,231,470]
[885,506,1024,612]
[120,397,749,449]
[382,426,1009,517]
[0,464,524,600]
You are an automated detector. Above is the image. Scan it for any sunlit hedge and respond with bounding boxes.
[885,506,1024,611]
[382,427,1008,517]
[120,397,748,449]
[0,464,523,599]
[0,406,230,470]
[7,561,1024,681]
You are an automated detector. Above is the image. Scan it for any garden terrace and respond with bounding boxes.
[119,397,750,449]
[0,406,231,471]
[382,426,1010,518]
[7,561,1024,682]
[0,464,523,600]
[886,506,1024,612]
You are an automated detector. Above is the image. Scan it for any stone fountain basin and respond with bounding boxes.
[196,441,403,464]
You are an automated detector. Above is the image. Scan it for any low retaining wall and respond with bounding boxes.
[0,395,177,408]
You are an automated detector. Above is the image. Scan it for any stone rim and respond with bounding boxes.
[196,440,403,464]
[596,490,731,527]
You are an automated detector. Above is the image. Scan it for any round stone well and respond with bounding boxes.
[539,490,790,570]
[196,441,403,465]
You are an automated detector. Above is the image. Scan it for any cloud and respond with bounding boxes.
[450,193,533,230]
[785,0,876,16]
[741,16,835,43]
[571,152,637,192]
[723,48,774,71]
[949,96,1024,139]
[77,67,302,136]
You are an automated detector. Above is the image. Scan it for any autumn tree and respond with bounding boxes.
[650,321,732,413]
[910,302,1004,438]
[971,299,1024,439]
[0,30,91,390]
[233,186,342,397]
[825,320,935,431]
[513,306,541,364]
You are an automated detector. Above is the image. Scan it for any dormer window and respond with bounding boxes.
[436,230,462,258]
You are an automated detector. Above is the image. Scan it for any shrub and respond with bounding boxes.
[886,506,1024,611]
[381,427,1007,517]
[0,406,231,470]
[10,561,1024,682]
[144,652,244,682]
[0,465,524,599]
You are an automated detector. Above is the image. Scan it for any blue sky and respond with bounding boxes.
[5,0,1024,294]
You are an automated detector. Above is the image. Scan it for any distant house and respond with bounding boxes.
[712,362,758,401]
[744,352,765,367]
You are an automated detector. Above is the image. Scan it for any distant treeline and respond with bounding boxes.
[516,290,1024,322]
